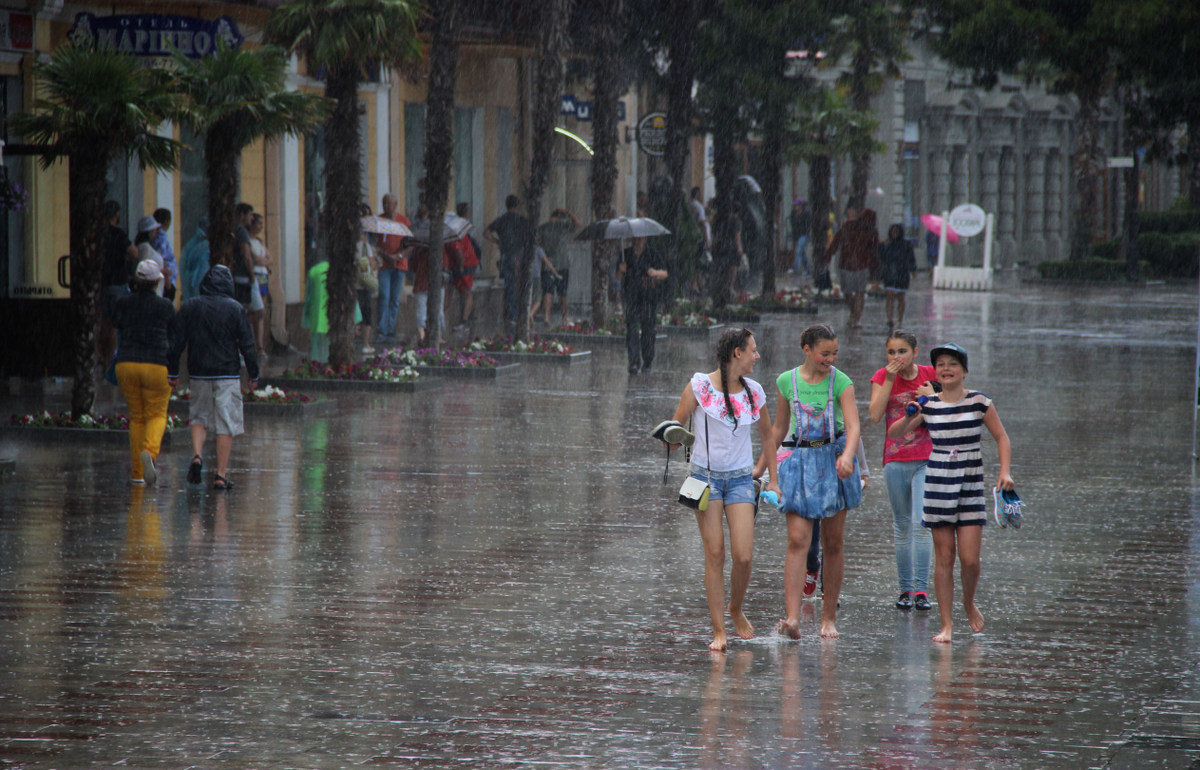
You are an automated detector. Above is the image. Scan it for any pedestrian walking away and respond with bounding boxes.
[663,328,780,652]
[484,194,532,330]
[789,198,812,278]
[887,342,1014,644]
[823,203,878,329]
[112,258,176,486]
[868,330,937,612]
[374,193,411,345]
[618,236,668,374]
[763,323,862,639]
[168,264,260,491]
[879,224,918,330]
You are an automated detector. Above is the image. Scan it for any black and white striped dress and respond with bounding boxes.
[921,391,992,528]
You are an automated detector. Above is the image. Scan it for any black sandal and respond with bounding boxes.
[212,474,234,491]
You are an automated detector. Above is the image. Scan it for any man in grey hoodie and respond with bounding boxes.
[168,264,260,490]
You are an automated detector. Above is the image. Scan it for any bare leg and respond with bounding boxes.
[885,291,896,326]
[931,527,957,643]
[542,292,553,324]
[695,502,729,651]
[818,510,847,638]
[459,290,473,324]
[957,525,985,633]
[896,292,907,328]
[725,502,756,640]
[215,434,233,479]
[779,514,814,639]
[190,423,207,459]
[559,295,569,325]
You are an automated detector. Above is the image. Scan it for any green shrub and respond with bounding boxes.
[1138,231,1198,278]
[1138,209,1200,233]
[1091,239,1121,260]
[1036,258,1138,281]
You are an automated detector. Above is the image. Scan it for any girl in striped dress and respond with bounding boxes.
[887,343,1013,644]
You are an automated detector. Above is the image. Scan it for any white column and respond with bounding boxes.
[280,134,302,304]
[375,82,389,207]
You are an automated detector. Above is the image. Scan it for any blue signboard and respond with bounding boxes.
[560,95,626,123]
[68,12,243,58]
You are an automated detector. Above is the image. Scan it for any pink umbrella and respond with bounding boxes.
[921,213,960,243]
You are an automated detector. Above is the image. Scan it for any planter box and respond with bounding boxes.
[713,311,762,323]
[748,304,818,315]
[412,362,521,379]
[538,331,664,347]
[661,323,725,337]
[261,377,438,393]
[0,426,174,445]
[484,350,592,365]
[172,396,337,417]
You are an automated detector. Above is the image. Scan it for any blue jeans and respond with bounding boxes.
[884,460,932,593]
[376,267,405,339]
[791,235,809,274]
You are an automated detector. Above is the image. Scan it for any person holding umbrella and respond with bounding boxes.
[618,235,668,374]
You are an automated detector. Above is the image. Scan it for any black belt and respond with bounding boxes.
[782,431,844,449]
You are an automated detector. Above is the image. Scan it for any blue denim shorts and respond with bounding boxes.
[689,465,756,506]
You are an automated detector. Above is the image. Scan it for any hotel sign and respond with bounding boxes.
[68,13,243,58]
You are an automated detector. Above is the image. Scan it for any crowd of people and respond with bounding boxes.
[662,325,1014,650]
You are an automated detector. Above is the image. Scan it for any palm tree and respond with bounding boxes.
[421,0,460,351]
[268,0,422,368]
[10,45,180,419]
[515,0,574,342]
[173,42,329,272]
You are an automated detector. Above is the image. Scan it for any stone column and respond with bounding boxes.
[932,148,952,215]
[1044,150,1063,259]
[980,148,1002,267]
[998,147,1017,266]
[1025,148,1046,262]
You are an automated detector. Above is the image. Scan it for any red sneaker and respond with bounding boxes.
[803,571,819,597]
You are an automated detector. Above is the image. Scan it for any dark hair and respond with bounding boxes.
[132,276,159,293]
[886,329,918,350]
[104,200,121,221]
[235,202,253,217]
[456,201,470,217]
[716,328,754,431]
[134,230,152,246]
[153,208,171,227]
[505,194,520,210]
[690,186,701,199]
[888,223,904,241]
[800,323,836,350]
[358,203,372,217]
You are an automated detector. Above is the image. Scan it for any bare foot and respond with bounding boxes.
[729,606,754,640]
[708,633,728,652]
[775,618,801,640]
[819,620,839,639]
[966,604,985,633]
[933,626,953,644]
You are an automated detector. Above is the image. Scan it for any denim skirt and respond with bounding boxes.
[779,435,861,519]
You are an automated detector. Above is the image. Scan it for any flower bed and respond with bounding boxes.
[539,318,660,346]
[657,311,724,337]
[740,289,818,314]
[672,300,761,324]
[466,336,591,365]
[273,358,433,392]
[4,411,183,444]
[373,347,518,379]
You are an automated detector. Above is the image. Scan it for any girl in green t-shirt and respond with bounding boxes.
[762,323,862,640]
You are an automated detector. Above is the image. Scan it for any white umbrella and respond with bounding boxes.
[360,216,412,237]
[409,212,473,244]
[575,216,671,241]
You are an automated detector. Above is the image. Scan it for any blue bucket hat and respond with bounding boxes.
[930,342,968,372]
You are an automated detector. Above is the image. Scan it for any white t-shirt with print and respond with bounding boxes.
[688,372,765,472]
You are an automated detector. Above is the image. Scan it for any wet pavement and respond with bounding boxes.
[0,274,1198,768]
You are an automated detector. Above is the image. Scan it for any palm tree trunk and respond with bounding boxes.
[809,154,832,274]
[759,108,783,296]
[1070,90,1103,260]
[662,0,699,307]
[709,125,737,309]
[324,64,362,368]
[518,0,573,342]
[205,128,239,269]
[69,151,110,419]
[589,0,622,328]
[1188,117,1200,210]
[423,0,459,350]
[849,49,872,205]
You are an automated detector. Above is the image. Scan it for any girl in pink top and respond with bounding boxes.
[868,330,937,611]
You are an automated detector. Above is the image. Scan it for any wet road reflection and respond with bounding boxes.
[0,279,1197,766]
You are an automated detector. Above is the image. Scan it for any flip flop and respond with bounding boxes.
[650,419,695,448]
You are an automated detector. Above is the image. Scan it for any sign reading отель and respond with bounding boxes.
[68,12,243,59]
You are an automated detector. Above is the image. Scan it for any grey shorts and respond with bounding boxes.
[839,268,870,295]
[188,378,245,436]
